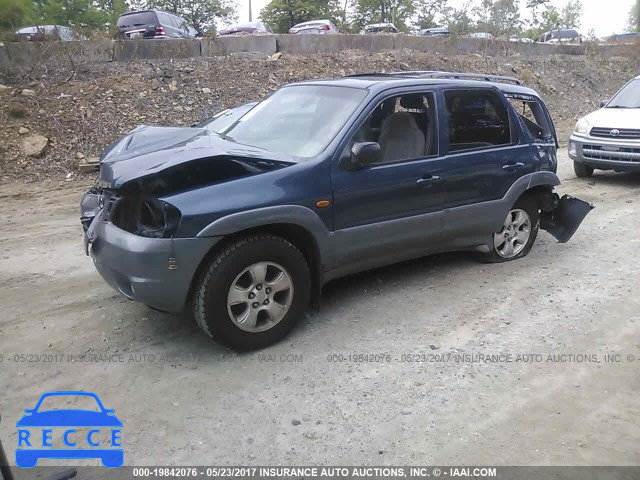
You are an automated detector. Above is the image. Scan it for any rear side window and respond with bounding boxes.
[157,12,173,27]
[507,96,554,141]
[444,90,511,152]
[171,15,186,29]
[117,12,157,28]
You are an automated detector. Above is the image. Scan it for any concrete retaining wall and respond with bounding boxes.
[1,35,638,71]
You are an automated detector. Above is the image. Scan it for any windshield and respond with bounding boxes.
[223,85,367,158]
[199,103,256,133]
[607,79,640,108]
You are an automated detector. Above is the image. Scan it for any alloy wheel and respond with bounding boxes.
[494,209,531,259]
[226,261,294,333]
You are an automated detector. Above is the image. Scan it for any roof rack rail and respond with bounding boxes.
[347,70,522,85]
[345,73,399,78]
[394,70,522,85]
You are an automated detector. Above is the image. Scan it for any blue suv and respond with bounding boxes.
[81,71,592,350]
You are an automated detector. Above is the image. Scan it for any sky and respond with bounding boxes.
[233,0,635,37]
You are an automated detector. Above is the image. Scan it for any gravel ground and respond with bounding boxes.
[0,151,639,469]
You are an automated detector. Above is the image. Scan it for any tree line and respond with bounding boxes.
[261,0,586,36]
[0,0,638,37]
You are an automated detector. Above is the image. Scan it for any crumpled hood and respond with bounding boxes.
[99,125,296,188]
[584,107,640,130]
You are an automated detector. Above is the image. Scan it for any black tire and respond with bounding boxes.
[574,161,594,178]
[192,234,311,351]
[474,196,540,264]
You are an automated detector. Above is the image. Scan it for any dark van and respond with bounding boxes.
[116,10,195,39]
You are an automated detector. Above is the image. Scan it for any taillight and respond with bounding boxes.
[155,25,165,36]
[322,24,330,31]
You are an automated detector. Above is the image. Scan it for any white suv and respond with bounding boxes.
[569,75,640,177]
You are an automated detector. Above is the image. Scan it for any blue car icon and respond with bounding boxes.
[16,391,123,468]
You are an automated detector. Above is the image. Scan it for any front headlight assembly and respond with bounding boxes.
[574,117,591,135]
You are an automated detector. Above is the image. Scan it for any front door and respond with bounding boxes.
[330,91,446,272]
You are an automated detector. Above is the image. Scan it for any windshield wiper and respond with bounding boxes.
[607,105,638,108]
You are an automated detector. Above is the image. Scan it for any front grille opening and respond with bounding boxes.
[590,127,640,139]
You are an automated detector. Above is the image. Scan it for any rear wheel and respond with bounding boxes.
[574,161,594,178]
[192,234,311,350]
[475,197,540,263]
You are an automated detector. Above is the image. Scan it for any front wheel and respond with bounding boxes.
[574,161,594,178]
[192,235,311,350]
[475,197,540,263]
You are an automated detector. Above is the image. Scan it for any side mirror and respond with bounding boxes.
[346,142,380,170]
[600,99,608,108]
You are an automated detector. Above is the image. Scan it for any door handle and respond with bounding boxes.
[416,175,442,185]
[503,162,525,170]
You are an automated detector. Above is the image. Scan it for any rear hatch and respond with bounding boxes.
[117,11,159,38]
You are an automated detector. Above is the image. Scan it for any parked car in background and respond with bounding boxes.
[535,29,582,44]
[509,37,534,43]
[81,71,592,350]
[569,75,640,177]
[116,10,194,39]
[218,21,272,36]
[601,32,640,44]
[288,20,338,34]
[363,23,398,34]
[420,27,450,37]
[15,25,74,41]
[469,32,494,39]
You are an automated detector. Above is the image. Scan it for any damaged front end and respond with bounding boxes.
[79,126,296,311]
[541,193,594,243]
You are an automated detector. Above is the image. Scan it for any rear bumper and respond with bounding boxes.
[88,219,221,313]
[569,134,640,172]
[541,194,594,243]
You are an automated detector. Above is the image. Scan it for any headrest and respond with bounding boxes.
[400,95,425,110]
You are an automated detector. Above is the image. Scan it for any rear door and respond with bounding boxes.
[438,88,537,242]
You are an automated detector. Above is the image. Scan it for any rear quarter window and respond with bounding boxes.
[506,96,554,141]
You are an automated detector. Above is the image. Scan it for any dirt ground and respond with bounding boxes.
[1,150,639,469]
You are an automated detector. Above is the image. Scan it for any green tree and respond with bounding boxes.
[629,0,640,32]
[38,0,107,28]
[148,0,236,34]
[350,0,416,32]
[415,0,448,29]
[0,0,34,31]
[441,0,475,34]
[526,0,549,27]
[490,0,521,37]
[537,0,581,32]
[259,0,341,33]
[95,0,128,29]
[559,0,582,28]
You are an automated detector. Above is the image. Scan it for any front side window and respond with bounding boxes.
[445,89,511,152]
[343,92,437,165]
[223,85,367,159]
[607,79,640,108]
